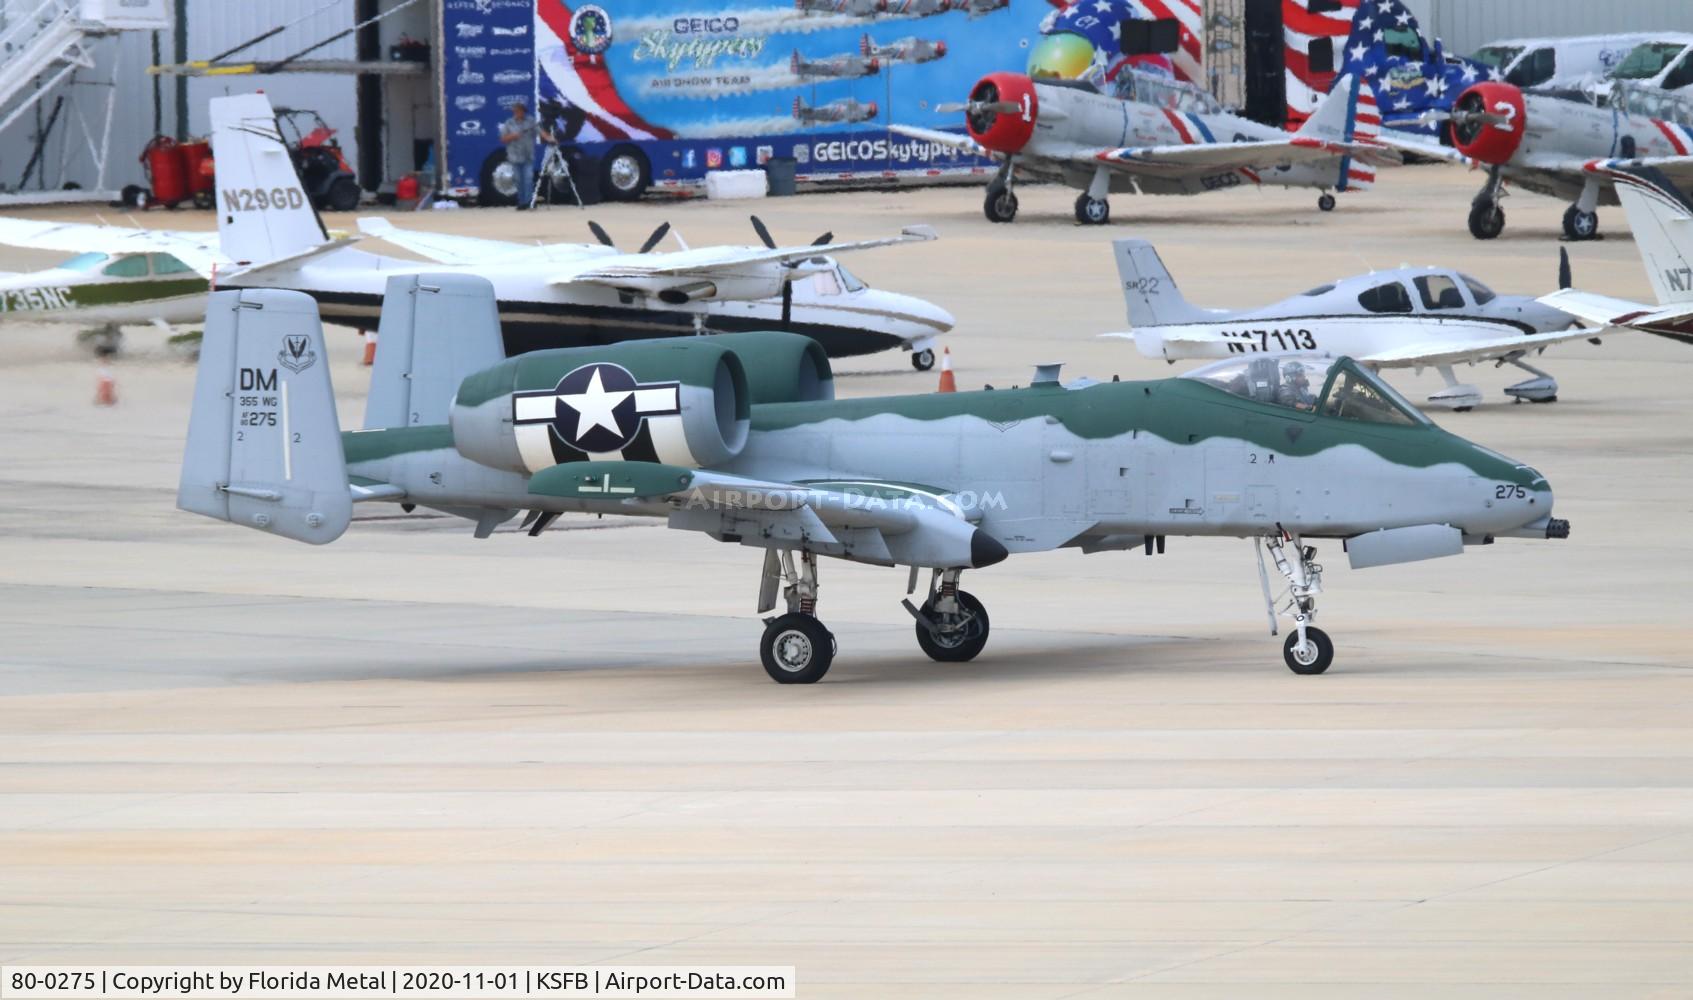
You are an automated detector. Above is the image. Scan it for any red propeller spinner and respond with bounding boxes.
[1449,82,1527,166]
[957,72,1038,154]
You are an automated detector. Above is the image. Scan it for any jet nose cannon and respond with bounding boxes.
[951,72,1038,153]
[1450,82,1526,166]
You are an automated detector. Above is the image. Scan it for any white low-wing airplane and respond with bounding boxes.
[1106,240,1599,410]
[1540,162,1693,346]
[0,93,955,370]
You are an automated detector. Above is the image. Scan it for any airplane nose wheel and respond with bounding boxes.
[1282,626,1334,675]
[910,348,936,371]
[1074,193,1110,225]
[1256,534,1336,674]
[1317,193,1337,212]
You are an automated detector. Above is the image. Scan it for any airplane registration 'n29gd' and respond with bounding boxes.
[178,274,1568,683]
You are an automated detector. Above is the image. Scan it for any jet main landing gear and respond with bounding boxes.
[1256,533,1334,675]
[905,568,991,662]
[758,550,835,684]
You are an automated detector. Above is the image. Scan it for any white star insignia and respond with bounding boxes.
[1350,42,1368,62]
[560,367,631,441]
[1461,64,1477,82]
[1377,0,1393,12]
[1395,11,1410,25]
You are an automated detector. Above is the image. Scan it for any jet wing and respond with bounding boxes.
[1082,138,1400,179]
[355,217,533,264]
[1360,328,1603,370]
[888,124,988,157]
[1539,288,1693,333]
[527,461,1000,569]
[550,226,938,288]
[0,216,228,277]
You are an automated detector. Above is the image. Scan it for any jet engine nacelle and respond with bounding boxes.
[963,72,1038,154]
[450,340,751,475]
[1450,82,1527,166]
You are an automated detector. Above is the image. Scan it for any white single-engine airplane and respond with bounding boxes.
[1542,162,1693,345]
[0,94,956,370]
[1108,240,1599,410]
[0,218,226,348]
[890,71,1399,224]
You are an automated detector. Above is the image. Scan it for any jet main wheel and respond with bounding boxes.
[761,613,835,684]
[1317,193,1337,212]
[1468,201,1505,240]
[910,348,936,372]
[984,184,1018,223]
[1074,193,1110,225]
[1562,204,1600,241]
[915,590,990,663]
[1283,626,1334,675]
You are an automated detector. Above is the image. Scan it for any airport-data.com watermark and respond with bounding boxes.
[1,967,794,999]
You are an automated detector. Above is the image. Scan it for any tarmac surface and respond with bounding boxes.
[3,166,1693,996]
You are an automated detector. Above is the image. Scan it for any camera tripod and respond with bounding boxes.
[528,143,583,210]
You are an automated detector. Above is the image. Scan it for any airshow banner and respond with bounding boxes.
[440,0,1203,195]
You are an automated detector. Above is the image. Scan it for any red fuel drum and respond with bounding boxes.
[964,72,1038,154]
[178,140,214,198]
[1450,82,1527,166]
[141,136,187,206]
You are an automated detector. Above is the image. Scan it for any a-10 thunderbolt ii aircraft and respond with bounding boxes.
[1375,79,1693,241]
[0,93,954,370]
[177,274,1568,683]
[1543,162,1693,345]
[1110,240,1597,410]
[889,71,1399,224]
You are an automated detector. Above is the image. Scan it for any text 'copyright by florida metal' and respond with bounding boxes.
[1,968,795,999]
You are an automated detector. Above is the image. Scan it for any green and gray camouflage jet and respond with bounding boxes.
[178,276,1569,682]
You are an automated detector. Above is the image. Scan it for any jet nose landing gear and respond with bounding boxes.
[1256,533,1335,675]
[907,570,991,662]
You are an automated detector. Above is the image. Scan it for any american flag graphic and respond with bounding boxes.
[536,2,675,142]
[1282,0,1360,128]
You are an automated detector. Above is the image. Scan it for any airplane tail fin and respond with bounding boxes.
[210,93,331,267]
[365,273,507,430]
[1607,164,1693,305]
[1296,74,1375,192]
[1114,239,1212,329]
[177,288,351,545]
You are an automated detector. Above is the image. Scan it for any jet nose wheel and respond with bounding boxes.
[1468,201,1506,240]
[1562,204,1600,241]
[761,613,835,684]
[1282,627,1334,675]
[984,183,1018,223]
[1074,193,1110,225]
[910,348,936,372]
[915,590,990,662]
[1317,193,1337,212]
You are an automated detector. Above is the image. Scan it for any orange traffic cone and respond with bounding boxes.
[94,366,117,406]
[935,346,956,393]
[361,329,378,366]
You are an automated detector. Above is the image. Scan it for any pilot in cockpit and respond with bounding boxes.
[1276,367,1317,411]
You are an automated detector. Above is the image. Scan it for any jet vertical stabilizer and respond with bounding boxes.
[365,273,508,430]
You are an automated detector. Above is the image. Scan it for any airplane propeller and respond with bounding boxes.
[1558,246,1572,290]
[587,220,672,253]
[749,215,836,328]
[935,99,1020,115]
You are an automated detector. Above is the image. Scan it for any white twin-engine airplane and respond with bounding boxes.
[1108,240,1599,411]
[0,93,955,370]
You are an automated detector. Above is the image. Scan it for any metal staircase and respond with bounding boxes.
[0,0,170,203]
